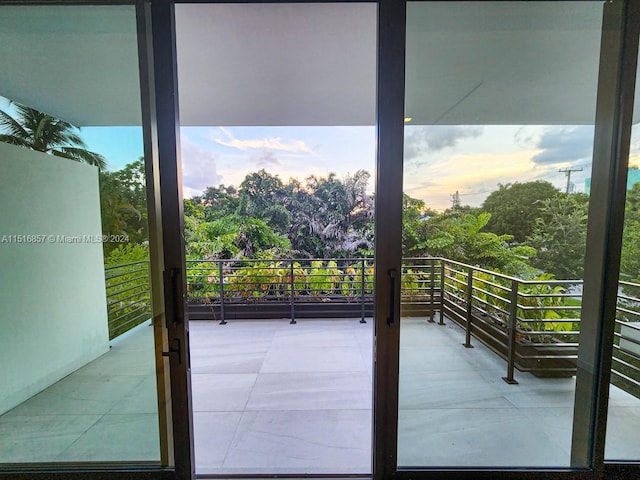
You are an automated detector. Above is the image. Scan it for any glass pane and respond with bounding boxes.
[0,6,162,464]
[604,46,640,461]
[174,3,376,475]
[399,1,602,468]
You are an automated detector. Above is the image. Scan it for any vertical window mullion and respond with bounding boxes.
[373,0,406,479]
[571,0,640,473]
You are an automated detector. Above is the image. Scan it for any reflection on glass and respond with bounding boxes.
[399,1,602,467]
[0,6,160,464]
[604,55,640,460]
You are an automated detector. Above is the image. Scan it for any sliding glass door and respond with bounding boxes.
[0,2,171,472]
[373,0,640,477]
[172,3,377,475]
[2,2,640,480]
[398,1,602,468]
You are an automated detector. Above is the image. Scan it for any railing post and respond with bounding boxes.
[428,259,435,323]
[360,258,366,323]
[503,279,519,384]
[464,266,474,348]
[289,260,296,324]
[439,260,445,325]
[218,261,226,325]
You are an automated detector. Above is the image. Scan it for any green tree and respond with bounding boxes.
[411,210,537,277]
[236,170,293,234]
[481,181,560,243]
[526,193,589,279]
[184,213,291,260]
[288,171,374,257]
[193,184,240,221]
[0,103,106,169]
[99,159,148,255]
[621,183,640,283]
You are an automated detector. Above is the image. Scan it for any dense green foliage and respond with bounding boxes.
[526,193,589,279]
[185,213,291,259]
[481,181,560,243]
[99,159,148,255]
[621,184,640,284]
[184,169,374,260]
[403,204,537,278]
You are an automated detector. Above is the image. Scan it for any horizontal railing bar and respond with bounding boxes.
[518,305,582,311]
[616,307,640,317]
[470,300,510,319]
[109,306,149,327]
[106,280,149,298]
[472,277,511,292]
[517,331,581,337]
[108,290,150,308]
[515,354,578,360]
[105,266,148,282]
[610,370,640,388]
[518,292,582,299]
[109,310,150,334]
[471,287,509,303]
[518,342,579,348]
[109,298,150,317]
[611,355,640,373]
[105,260,149,271]
[616,294,640,302]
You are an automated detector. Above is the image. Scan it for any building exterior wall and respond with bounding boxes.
[585,167,640,193]
[0,142,109,414]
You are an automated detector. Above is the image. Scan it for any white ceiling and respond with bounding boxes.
[0,5,142,127]
[405,2,604,125]
[1,2,639,127]
[175,3,377,126]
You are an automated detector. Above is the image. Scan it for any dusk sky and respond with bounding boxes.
[4,93,636,210]
[79,122,640,211]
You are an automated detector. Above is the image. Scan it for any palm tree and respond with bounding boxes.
[0,103,106,170]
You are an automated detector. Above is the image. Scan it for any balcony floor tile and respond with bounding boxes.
[2,316,640,470]
[216,409,371,475]
[246,371,372,411]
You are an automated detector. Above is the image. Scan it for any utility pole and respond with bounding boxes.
[450,190,461,209]
[559,167,583,193]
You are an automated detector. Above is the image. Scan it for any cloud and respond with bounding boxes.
[531,126,594,165]
[211,127,312,154]
[403,150,549,210]
[404,126,483,161]
[250,150,282,168]
[513,126,540,148]
[180,137,222,198]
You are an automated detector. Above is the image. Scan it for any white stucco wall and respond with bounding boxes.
[0,142,109,414]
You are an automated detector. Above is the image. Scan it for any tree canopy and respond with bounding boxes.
[525,193,589,279]
[621,183,640,283]
[184,169,374,260]
[99,159,148,255]
[481,181,560,243]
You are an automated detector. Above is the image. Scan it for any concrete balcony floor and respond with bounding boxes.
[1,317,639,473]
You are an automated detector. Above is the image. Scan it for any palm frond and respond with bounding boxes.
[57,147,107,170]
[0,109,30,142]
[51,149,77,161]
[0,134,31,149]
[3,102,107,169]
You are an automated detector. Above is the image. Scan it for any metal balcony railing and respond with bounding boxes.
[105,260,151,340]
[103,256,640,397]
